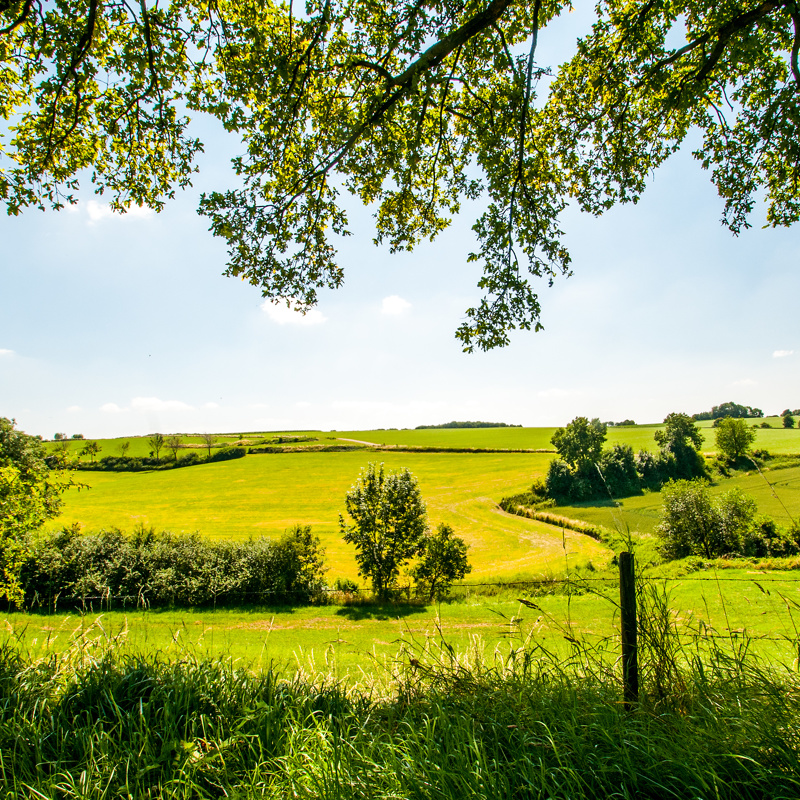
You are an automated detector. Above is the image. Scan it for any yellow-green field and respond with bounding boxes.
[55,451,610,580]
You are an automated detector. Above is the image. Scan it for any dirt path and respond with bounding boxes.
[335,437,384,446]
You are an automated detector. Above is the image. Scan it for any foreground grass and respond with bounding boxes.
[3,605,800,799]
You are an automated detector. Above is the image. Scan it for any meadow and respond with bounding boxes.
[6,568,800,676]
[54,451,608,580]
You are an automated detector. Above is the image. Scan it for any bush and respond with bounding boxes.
[19,524,327,607]
[655,479,798,561]
[598,444,640,497]
[208,446,246,462]
[545,458,578,502]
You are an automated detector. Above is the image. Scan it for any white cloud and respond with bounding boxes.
[732,378,756,387]
[131,396,193,412]
[67,405,81,413]
[381,295,412,315]
[202,402,220,410]
[85,200,154,224]
[773,350,794,358]
[262,300,327,325]
[295,401,313,409]
[0,348,13,356]
[536,388,578,399]
[101,403,124,413]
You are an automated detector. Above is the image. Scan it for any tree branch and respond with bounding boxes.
[0,0,32,36]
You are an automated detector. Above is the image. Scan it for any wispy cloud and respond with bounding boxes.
[131,396,193,412]
[0,348,14,356]
[773,350,794,358]
[732,378,756,386]
[67,405,81,413]
[381,295,412,315]
[262,300,327,326]
[85,200,154,224]
[101,403,124,413]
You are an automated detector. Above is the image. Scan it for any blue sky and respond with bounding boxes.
[1,8,798,439]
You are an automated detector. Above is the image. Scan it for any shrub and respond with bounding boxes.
[598,444,640,497]
[545,458,577,502]
[655,479,798,561]
[208,446,246,462]
[19,524,327,607]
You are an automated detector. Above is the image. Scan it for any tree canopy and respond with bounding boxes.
[2,1,798,349]
[0,417,68,604]
[551,416,607,469]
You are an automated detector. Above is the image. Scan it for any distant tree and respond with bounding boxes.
[118,440,131,457]
[148,433,165,462]
[412,523,472,600]
[165,435,182,462]
[715,417,757,463]
[340,463,428,600]
[200,433,218,458]
[654,413,706,479]
[53,433,66,441]
[1,418,69,605]
[783,415,796,429]
[551,417,607,470]
[71,433,84,440]
[80,441,101,463]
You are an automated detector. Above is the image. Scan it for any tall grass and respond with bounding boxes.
[2,589,800,800]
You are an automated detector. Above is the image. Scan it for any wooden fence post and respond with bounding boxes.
[619,551,639,706]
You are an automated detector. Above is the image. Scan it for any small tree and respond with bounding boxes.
[340,462,427,600]
[148,433,165,462]
[80,441,101,463]
[165,435,182,462]
[551,417,607,469]
[715,417,757,463]
[200,432,218,458]
[412,523,471,600]
[118,440,131,457]
[783,414,795,429]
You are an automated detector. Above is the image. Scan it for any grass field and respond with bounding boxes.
[55,451,610,580]
[5,568,800,675]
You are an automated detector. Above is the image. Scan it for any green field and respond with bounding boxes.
[6,568,800,675]
[55,451,610,580]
